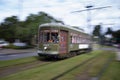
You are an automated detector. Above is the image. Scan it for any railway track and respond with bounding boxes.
[0,50,115,79]
[51,53,100,80]
[76,54,113,80]
[0,59,54,77]
[51,52,114,80]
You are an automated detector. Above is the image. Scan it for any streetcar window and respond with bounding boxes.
[51,33,59,43]
[40,30,59,43]
[44,32,58,43]
[44,32,50,42]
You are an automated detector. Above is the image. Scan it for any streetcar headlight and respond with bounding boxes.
[44,46,47,50]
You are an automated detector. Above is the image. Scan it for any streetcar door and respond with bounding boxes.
[59,30,68,54]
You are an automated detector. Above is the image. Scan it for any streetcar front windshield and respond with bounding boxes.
[39,30,59,43]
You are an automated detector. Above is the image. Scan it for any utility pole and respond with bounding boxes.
[72,5,111,34]
[86,5,93,34]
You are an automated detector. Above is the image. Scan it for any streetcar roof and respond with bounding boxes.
[39,23,85,33]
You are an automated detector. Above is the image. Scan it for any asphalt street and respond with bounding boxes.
[0,49,37,60]
[0,47,120,61]
[0,52,37,60]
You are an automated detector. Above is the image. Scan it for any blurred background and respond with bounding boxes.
[0,0,120,48]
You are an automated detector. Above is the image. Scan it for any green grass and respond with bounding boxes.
[88,51,115,76]
[93,43,114,49]
[101,61,120,80]
[58,51,115,80]
[0,56,39,68]
[1,50,105,80]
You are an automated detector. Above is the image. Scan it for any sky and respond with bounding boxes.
[0,0,120,33]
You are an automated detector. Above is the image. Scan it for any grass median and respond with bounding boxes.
[0,56,39,68]
[101,60,120,80]
[0,50,117,80]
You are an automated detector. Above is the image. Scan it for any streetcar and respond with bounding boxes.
[37,23,92,59]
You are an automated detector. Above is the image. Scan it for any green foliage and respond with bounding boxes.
[3,44,33,49]
[0,16,19,42]
[0,11,64,44]
[105,27,113,35]
[112,30,120,43]
[92,25,102,37]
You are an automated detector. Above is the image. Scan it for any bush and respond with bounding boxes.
[3,44,34,49]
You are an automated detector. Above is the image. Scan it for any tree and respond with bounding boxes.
[0,11,64,44]
[92,25,101,37]
[112,30,120,43]
[23,11,64,44]
[0,16,20,42]
[105,27,113,35]
[92,25,105,44]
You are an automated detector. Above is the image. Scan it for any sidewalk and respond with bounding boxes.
[0,48,36,54]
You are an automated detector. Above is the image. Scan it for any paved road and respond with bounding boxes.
[0,49,37,60]
[0,47,120,61]
[0,52,38,60]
